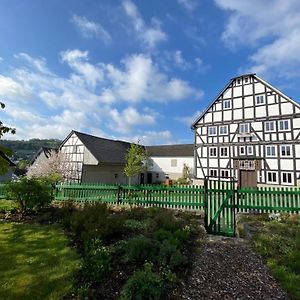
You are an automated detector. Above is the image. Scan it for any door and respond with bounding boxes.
[239,170,257,188]
[140,173,145,184]
[147,172,152,184]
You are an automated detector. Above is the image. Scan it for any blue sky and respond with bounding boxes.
[1,0,300,144]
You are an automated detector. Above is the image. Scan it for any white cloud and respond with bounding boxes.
[70,14,111,43]
[0,75,29,99]
[61,49,103,88]
[15,52,51,75]
[106,106,157,133]
[177,0,198,12]
[101,53,202,103]
[122,0,167,48]
[215,0,300,79]
[175,110,203,126]
[119,130,174,145]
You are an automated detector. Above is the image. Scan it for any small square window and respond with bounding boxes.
[239,123,250,134]
[265,121,275,132]
[256,95,265,105]
[223,100,231,109]
[220,147,228,157]
[219,126,228,135]
[221,170,229,178]
[240,146,246,155]
[279,120,289,131]
[237,79,241,84]
[208,126,217,136]
[247,146,253,155]
[244,77,248,83]
[282,172,292,184]
[266,146,276,157]
[267,172,277,183]
[281,145,291,157]
[209,147,217,157]
[171,159,177,167]
[210,169,218,177]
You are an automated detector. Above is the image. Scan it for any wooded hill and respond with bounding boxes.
[0,139,62,161]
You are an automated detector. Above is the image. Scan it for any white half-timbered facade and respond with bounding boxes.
[192,74,300,187]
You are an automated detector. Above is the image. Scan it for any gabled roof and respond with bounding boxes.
[73,131,132,165]
[0,150,15,167]
[146,144,194,157]
[191,74,300,128]
[30,147,58,165]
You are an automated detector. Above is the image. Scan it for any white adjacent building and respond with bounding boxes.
[192,74,300,187]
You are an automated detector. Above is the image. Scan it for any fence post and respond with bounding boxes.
[204,177,208,231]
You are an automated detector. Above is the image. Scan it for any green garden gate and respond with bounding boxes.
[204,177,236,236]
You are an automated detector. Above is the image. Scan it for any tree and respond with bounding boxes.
[27,150,75,183]
[124,143,148,185]
[0,102,16,175]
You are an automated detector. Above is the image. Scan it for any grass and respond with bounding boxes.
[0,222,80,300]
[242,214,300,300]
[0,199,18,212]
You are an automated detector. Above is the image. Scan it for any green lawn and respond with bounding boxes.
[0,222,80,300]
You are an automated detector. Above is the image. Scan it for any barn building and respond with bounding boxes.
[192,74,300,187]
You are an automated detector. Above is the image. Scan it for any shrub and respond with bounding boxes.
[151,209,181,232]
[156,239,188,270]
[119,236,157,264]
[5,177,52,212]
[69,203,125,243]
[81,239,112,282]
[120,266,163,300]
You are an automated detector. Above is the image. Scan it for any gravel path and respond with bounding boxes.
[179,235,289,300]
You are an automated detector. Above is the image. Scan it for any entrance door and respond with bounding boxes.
[147,172,152,184]
[140,173,145,184]
[239,170,257,188]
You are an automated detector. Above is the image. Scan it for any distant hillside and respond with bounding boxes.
[0,139,62,161]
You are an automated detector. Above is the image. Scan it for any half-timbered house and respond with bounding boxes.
[192,74,300,187]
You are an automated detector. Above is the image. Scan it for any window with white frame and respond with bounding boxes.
[265,121,275,132]
[239,123,250,134]
[278,120,290,131]
[266,145,276,157]
[240,146,246,155]
[244,77,249,83]
[256,95,265,105]
[247,146,253,155]
[223,100,231,109]
[171,159,177,167]
[209,147,217,157]
[219,125,228,135]
[237,79,241,85]
[267,171,277,183]
[220,147,228,157]
[208,126,217,136]
[239,160,255,170]
[282,172,293,184]
[209,169,218,177]
[221,170,229,178]
[281,145,291,157]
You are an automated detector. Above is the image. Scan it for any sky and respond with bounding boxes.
[1,0,300,145]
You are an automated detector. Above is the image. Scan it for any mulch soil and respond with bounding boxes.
[176,235,289,300]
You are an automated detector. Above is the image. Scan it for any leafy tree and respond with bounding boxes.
[0,102,16,175]
[124,143,148,185]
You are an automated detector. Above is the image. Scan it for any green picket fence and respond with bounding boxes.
[55,183,205,210]
[237,187,300,213]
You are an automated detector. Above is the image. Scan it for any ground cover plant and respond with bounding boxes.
[63,203,206,299]
[0,222,80,300]
[239,213,300,300]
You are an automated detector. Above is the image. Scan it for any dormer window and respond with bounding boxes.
[256,95,265,105]
[239,123,250,134]
[223,100,231,109]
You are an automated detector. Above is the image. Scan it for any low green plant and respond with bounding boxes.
[118,236,157,264]
[5,177,52,212]
[81,239,112,282]
[119,264,163,300]
[151,209,181,232]
[69,203,125,243]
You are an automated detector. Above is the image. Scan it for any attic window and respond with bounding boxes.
[256,95,265,105]
[237,79,241,84]
[223,100,231,109]
[244,77,248,83]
